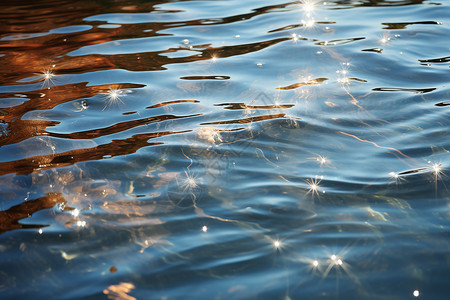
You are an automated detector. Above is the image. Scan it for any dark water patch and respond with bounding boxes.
[215,103,295,110]
[330,0,432,8]
[397,167,428,176]
[268,21,336,33]
[435,101,450,107]
[180,75,230,80]
[315,37,365,46]
[372,87,436,94]
[419,56,450,63]
[348,77,368,83]
[382,21,443,29]
[362,48,383,53]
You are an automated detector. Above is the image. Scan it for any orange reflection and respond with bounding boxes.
[0,130,189,176]
[0,193,66,234]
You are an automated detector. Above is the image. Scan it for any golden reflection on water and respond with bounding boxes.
[0,192,66,234]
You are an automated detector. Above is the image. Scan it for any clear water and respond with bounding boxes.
[0,0,449,299]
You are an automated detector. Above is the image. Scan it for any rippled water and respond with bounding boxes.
[1,0,449,299]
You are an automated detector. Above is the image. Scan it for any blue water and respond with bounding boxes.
[0,0,449,299]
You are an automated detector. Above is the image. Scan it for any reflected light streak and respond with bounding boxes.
[428,162,446,194]
[339,131,411,160]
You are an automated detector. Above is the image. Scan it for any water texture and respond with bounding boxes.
[0,0,449,299]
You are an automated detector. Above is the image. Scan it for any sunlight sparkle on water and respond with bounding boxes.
[103,87,128,110]
[413,290,420,297]
[300,0,317,17]
[41,65,56,88]
[71,208,80,218]
[305,175,324,197]
[389,171,404,184]
[302,18,315,28]
[314,155,329,167]
[273,240,282,249]
[181,169,198,193]
[202,225,208,232]
[337,62,351,85]
[430,162,443,177]
[330,254,344,266]
[380,32,391,45]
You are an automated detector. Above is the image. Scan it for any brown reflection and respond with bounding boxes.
[215,103,295,110]
[277,78,328,90]
[47,113,201,139]
[0,1,295,86]
[0,0,178,85]
[0,130,189,176]
[0,192,65,234]
[0,82,145,146]
[201,113,293,125]
[0,119,60,147]
[145,99,199,109]
[56,36,290,75]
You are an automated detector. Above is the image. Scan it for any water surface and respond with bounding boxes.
[1,0,449,299]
